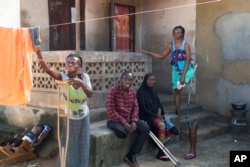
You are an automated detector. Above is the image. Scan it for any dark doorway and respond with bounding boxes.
[110,2,135,52]
[48,0,85,50]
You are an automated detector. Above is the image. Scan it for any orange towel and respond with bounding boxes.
[0,27,33,106]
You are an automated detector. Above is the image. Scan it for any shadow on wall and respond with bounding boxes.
[0,105,58,140]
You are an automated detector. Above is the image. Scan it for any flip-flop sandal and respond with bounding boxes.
[157,155,170,161]
[184,153,196,160]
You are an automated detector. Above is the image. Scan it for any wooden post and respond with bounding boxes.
[75,0,80,51]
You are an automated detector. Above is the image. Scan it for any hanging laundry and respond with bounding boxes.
[0,27,38,106]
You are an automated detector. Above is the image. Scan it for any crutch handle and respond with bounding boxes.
[55,80,69,85]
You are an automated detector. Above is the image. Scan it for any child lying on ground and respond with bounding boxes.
[6,124,44,150]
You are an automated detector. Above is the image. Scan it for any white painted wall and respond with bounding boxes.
[0,0,20,27]
[20,0,49,50]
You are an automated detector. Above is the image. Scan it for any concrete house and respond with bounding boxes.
[1,0,250,124]
[0,0,250,165]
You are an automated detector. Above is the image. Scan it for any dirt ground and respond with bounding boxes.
[2,128,250,167]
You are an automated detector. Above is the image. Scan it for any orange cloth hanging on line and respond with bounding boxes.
[0,27,34,106]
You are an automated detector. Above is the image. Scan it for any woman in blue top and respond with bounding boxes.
[141,25,194,116]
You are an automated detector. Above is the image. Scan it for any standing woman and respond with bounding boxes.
[34,47,93,167]
[141,25,194,116]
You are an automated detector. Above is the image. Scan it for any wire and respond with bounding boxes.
[47,0,220,28]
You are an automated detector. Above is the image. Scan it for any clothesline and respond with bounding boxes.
[44,0,220,28]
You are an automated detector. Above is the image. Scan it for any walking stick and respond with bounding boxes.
[56,80,70,167]
[185,80,192,119]
[149,131,181,167]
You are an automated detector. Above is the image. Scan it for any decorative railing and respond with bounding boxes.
[31,51,152,92]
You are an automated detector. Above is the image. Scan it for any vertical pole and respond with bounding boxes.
[75,0,80,51]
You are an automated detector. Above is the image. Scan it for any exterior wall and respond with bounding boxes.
[196,0,250,119]
[85,0,141,51]
[17,0,196,93]
[18,0,141,52]
[140,0,196,93]
[20,0,49,50]
[0,0,20,27]
[4,0,250,133]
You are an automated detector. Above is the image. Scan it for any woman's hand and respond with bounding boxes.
[157,109,164,120]
[68,78,87,90]
[70,78,82,85]
[68,78,93,97]
[33,46,40,53]
[141,50,149,54]
[180,75,185,85]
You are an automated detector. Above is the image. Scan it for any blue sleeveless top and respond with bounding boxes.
[170,40,187,73]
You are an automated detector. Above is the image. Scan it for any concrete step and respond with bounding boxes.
[89,93,200,124]
[164,103,203,115]
[158,92,197,108]
[89,112,232,167]
[88,93,232,167]
[89,120,157,167]
[88,104,203,167]
[89,107,106,123]
[163,104,204,129]
[109,131,250,167]
[179,112,231,141]
[90,104,202,125]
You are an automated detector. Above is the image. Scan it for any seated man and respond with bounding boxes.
[6,124,44,150]
[106,71,150,167]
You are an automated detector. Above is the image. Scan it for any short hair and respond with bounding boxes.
[121,71,133,78]
[35,123,44,130]
[66,54,82,67]
[173,25,185,36]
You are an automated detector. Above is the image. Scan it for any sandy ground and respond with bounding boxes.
[2,128,250,167]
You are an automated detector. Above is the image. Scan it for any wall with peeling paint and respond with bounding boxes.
[196,0,250,119]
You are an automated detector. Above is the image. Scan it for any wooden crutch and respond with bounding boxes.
[56,80,70,167]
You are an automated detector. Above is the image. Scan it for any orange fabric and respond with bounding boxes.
[0,27,33,106]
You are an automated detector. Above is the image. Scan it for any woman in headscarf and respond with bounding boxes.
[137,73,178,161]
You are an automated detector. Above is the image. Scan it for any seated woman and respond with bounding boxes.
[137,72,178,161]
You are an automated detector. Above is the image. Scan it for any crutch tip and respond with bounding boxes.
[175,162,181,167]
